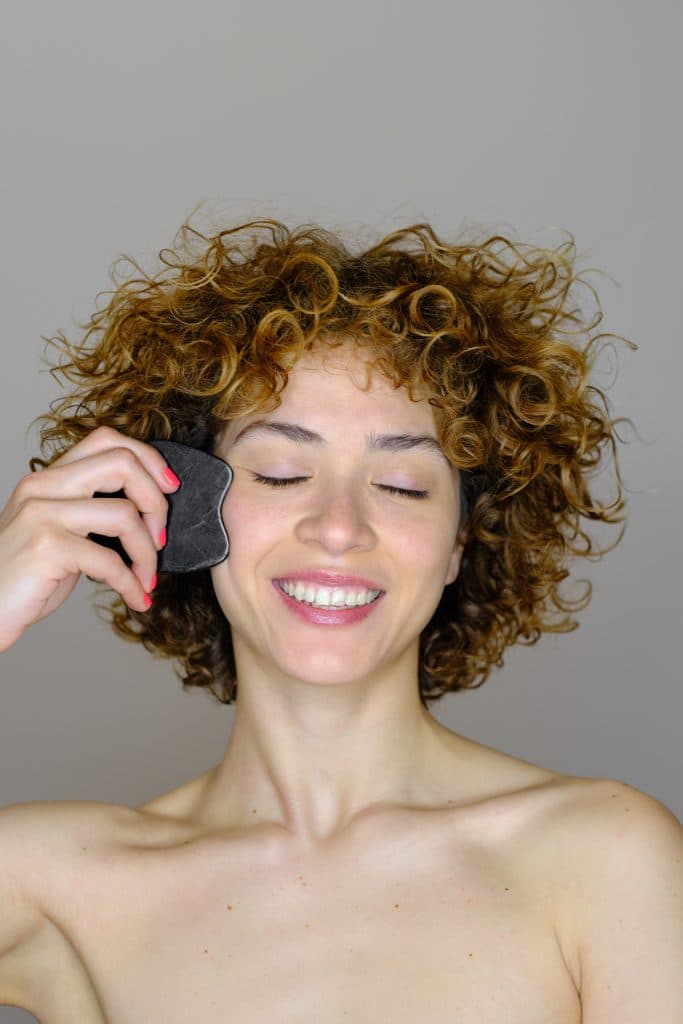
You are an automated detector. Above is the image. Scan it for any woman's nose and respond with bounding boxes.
[297,482,374,546]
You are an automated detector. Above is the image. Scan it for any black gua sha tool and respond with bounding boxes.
[88,440,233,573]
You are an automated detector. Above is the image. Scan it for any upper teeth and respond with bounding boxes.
[278,580,381,607]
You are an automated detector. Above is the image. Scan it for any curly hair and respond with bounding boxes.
[28,214,636,708]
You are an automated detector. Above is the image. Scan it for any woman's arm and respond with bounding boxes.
[563,779,682,1023]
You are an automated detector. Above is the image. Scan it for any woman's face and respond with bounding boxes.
[210,342,464,691]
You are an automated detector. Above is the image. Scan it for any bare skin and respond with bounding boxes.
[3,341,596,1019]
[3,730,591,1023]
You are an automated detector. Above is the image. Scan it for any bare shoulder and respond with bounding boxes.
[0,797,132,906]
[537,774,681,857]
[532,776,682,994]
[524,772,681,878]
[0,798,126,1011]
[0,796,128,848]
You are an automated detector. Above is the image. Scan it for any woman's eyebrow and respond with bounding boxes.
[230,419,449,464]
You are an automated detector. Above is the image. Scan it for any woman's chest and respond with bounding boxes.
[37,812,582,1023]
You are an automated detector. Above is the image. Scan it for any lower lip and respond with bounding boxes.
[272,581,386,625]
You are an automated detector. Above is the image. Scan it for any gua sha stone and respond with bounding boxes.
[88,439,233,574]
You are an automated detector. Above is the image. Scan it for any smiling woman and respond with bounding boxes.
[6,212,681,1024]
[26,213,632,709]
[205,338,468,672]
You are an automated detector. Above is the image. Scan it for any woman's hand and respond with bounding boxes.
[0,426,180,652]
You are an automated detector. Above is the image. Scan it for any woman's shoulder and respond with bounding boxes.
[443,735,680,875]
[0,797,128,842]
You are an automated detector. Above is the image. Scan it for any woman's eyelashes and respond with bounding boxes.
[249,473,429,500]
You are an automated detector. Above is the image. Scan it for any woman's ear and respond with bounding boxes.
[445,541,465,587]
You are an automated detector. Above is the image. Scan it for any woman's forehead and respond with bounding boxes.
[215,340,437,449]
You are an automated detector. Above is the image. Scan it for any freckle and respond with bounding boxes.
[227,905,233,910]
[504,887,509,891]
[394,903,400,909]
[468,952,473,958]
[252,808,257,815]
[203,948,208,954]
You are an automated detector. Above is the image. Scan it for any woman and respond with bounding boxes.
[0,217,680,1022]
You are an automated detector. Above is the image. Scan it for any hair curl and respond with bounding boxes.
[28,215,636,708]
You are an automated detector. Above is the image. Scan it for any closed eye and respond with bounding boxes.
[250,474,429,500]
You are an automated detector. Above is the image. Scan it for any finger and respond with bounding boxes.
[19,446,174,554]
[23,493,159,596]
[69,533,152,612]
[46,426,180,499]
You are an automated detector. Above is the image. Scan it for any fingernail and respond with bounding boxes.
[164,467,181,487]
[143,593,153,609]
[159,527,167,548]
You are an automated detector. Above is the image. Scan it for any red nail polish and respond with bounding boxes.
[164,468,181,487]
[159,527,167,548]
[143,593,153,609]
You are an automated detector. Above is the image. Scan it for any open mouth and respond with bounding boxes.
[275,580,383,609]
[272,580,386,621]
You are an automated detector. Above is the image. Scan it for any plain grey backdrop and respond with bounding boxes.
[1,0,681,1018]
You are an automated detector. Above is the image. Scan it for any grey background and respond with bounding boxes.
[1,0,681,1018]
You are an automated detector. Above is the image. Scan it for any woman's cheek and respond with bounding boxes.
[222,488,290,558]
